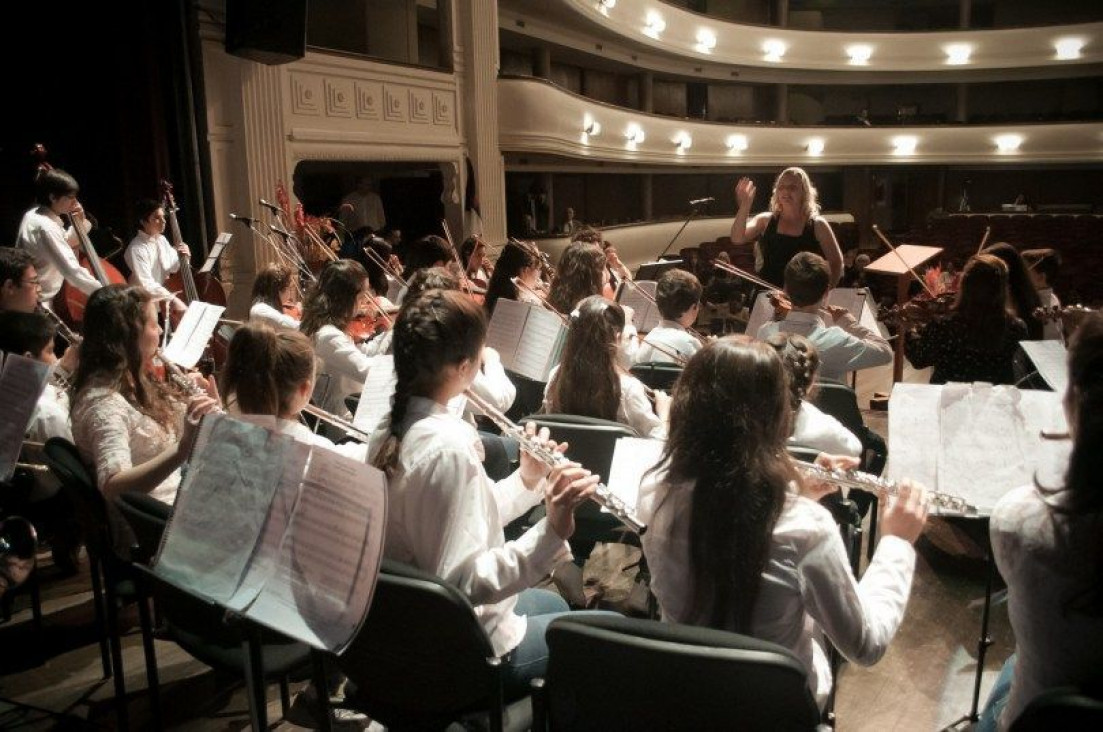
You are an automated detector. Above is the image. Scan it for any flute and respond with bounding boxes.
[40,306,82,345]
[156,350,221,408]
[301,403,376,443]
[463,389,647,534]
[794,460,977,516]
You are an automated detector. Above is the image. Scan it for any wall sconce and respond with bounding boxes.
[1054,37,1085,60]
[994,134,1023,153]
[644,11,665,39]
[944,43,973,65]
[763,39,787,62]
[846,44,873,65]
[726,134,749,152]
[806,138,825,156]
[625,123,645,145]
[584,118,602,137]
[696,29,717,54]
[674,131,692,151]
[893,136,918,155]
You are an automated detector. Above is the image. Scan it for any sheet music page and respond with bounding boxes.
[198,233,231,274]
[1018,341,1069,393]
[616,282,660,332]
[606,437,665,512]
[163,301,226,369]
[886,383,941,490]
[385,276,404,303]
[485,298,528,370]
[154,415,288,603]
[242,449,388,652]
[353,355,397,434]
[0,354,51,482]
[513,306,567,382]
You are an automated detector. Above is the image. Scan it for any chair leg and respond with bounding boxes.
[531,678,547,731]
[88,556,112,679]
[137,596,161,730]
[866,494,879,563]
[103,574,129,731]
[279,675,291,717]
[242,627,267,732]
[489,659,505,732]
[310,652,333,732]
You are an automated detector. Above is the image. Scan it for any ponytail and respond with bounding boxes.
[221,323,315,417]
[765,333,819,414]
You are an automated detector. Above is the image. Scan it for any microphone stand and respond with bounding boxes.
[655,201,706,262]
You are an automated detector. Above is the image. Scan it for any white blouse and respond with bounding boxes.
[249,301,300,331]
[790,401,862,458]
[990,484,1103,730]
[639,474,916,707]
[372,396,568,657]
[71,382,185,504]
[311,324,380,418]
[634,320,701,365]
[543,368,666,440]
[16,206,100,305]
[125,231,181,301]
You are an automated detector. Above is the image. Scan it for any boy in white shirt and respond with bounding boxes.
[125,199,190,314]
[757,252,892,382]
[635,269,704,365]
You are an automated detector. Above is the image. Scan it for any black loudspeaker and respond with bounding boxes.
[225,0,307,65]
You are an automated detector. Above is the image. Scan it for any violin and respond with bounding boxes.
[1033,304,1095,338]
[878,291,956,328]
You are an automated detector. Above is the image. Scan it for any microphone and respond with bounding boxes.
[270,224,292,240]
[259,199,282,215]
[229,213,258,226]
[689,197,715,206]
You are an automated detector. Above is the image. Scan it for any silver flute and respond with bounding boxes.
[463,389,647,534]
[39,306,83,345]
[794,461,977,516]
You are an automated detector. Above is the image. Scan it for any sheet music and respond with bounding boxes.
[0,354,51,482]
[513,306,567,382]
[1018,340,1069,393]
[616,281,661,332]
[606,437,665,513]
[198,233,231,274]
[353,355,397,434]
[745,287,881,341]
[242,448,387,652]
[485,298,527,366]
[163,301,226,369]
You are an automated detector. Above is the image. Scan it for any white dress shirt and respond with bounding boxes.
[634,320,700,365]
[640,475,916,707]
[311,324,380,419]
[990,484,1103,730]
[466,347,517,422]
[790,401,862,457]
[1036,288,1063,342]
[372,396,569,657]
[249,301,301,331]
[16,206,100,305]
[125,231,181,301]
[544,369,666,440]
[757,310,892,382]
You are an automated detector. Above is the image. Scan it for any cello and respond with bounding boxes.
[31,144,125,328]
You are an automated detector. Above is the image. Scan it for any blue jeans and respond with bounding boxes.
[501,588,619,699]
[977,655,1016,732]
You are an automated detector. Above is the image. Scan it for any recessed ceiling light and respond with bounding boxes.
[944,43,973,65]
[696,29,717,53]
[625,123,645,145]
[674,131,692,150]
[1055,37,1085,60]
[893,136,918,155]
[583,116,601,137]
[763,39,787,63]
[726,134,749,152]
[846,44,873,65]
[806,138,824,156]
[644,11,666,39]
[994,134,1023,152]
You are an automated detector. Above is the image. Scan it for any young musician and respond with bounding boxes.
[15,168,102,309]
[399,235,452,283]
[70,285,219,504]
[757,252,892,382]
[544,296,669,439]
[300,260,382,419]
[483,239,543,314]
[905,254,1027,385]
[369,289,606,697]
[730,168,844,286]
[0,248,42,314]
[985,243,1044,341]
[634,269,704,365]
[249,263,301,331]
[978,311,1103,731]
[460,236,493,288]
[639,336,928,708]
[0,311,77,443]
[765,333,861,458]
[1021,248,1063,341]
[124,199,189,313]
[547,240,607,315]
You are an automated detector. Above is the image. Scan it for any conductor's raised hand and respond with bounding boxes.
[734,177,756,210]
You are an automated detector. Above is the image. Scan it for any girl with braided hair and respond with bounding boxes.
[369,289,610,698]
[765,332,861,458]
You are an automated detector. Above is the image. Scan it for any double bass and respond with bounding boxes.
[32,145,126,328]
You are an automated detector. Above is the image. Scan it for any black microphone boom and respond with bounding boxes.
[229,213,257,226]
[259,199,282,215]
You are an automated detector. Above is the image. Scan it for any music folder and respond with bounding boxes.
[198,232,232,275]
[485,299,567,382]
[153,414,388,652]
[615,281,661,332]
[0,353,51,482]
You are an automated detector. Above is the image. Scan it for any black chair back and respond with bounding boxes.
[536,615,820,731]
[505,370,547,423]
[810,381,865,440]
[337,559,505,728]
[1011,687,1103,731]
[114,493,171,563]
[519,414,637,480]
[630,362,683,391]
[43,438,112,558]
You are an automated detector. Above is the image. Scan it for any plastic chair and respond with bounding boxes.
[532,614,822,731]
[1010,687,1103,730]
[334,559,531,732]
[630,361,684,392]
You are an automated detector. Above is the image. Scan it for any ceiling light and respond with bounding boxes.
[994,134,1023,152]
[1055,37,1085,60]
[893,136,918,155]
[763,39,787,63]
[625,123,645,145]
[696,29,717,53]
[846,44,873,65]
[644,11,666,39]
[806,138,824,156]
[726,134,748,152]
[944,43,973,65]
[674,131,692,150]
[583,116,601,137]
[598,0,616,9]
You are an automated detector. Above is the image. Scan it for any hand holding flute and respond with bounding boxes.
[518,422,602,541]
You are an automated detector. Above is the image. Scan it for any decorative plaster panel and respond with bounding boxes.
[356,81,382,120]
[383,84,408,122]
[433,92,454,126]
[325,78,354,118]
[409,88,431,124]
[290,74,322,116]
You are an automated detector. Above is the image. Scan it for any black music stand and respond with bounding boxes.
[949,535,999,727]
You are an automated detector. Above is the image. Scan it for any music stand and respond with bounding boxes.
[634,259,682,281]
[865,244,942,382]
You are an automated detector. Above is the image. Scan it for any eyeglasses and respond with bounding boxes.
[21,278,42,289]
